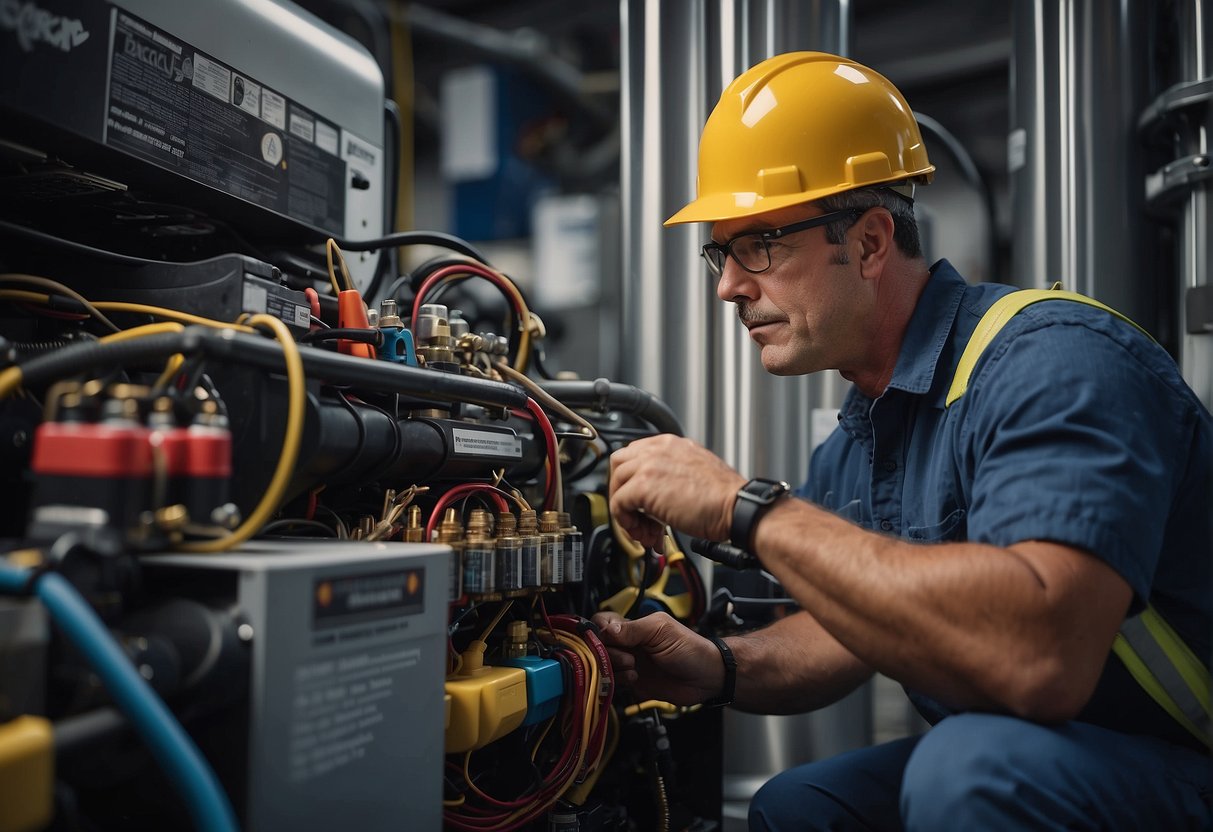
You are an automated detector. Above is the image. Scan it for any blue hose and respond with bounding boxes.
[0,565,239,831]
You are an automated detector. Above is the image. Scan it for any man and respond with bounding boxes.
[594,51,1212,830]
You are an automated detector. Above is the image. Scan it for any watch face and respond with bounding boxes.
[744,478,789,503]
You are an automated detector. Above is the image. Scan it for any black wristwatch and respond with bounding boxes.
[702,634,736,708]
[729,478,791,551]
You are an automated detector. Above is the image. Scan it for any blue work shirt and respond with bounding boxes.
[802,259,1213,750]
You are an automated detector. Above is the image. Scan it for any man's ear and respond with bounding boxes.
[857,208,895,278]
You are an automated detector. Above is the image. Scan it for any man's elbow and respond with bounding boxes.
[995,656,1098,723]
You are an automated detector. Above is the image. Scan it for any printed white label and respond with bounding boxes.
[261,88,286,129]
[289,112,315,143]
[288,646,419,784]
[294,304,312,327]
[191,52,230,102]
[315,121,339,155]
[452,428,522,458]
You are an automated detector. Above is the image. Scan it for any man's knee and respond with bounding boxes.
[900,713,1079,829]
[749,767,829,832]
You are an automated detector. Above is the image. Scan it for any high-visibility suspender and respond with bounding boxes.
[945,286,1211,747]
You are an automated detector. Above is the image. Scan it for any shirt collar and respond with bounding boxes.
[885,259,967,397]
[837,260,968,441]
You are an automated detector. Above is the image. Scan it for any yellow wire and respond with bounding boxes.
[0,273,121,332]
[622,700,693,717]
[99,322,186,343]
[153,353,187,391]
[92,301,256,333]
[0,289,51,304]
[177,314,304,553]
[326,238,354,294]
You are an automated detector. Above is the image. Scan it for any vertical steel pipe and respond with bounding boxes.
[1009,0,1151,321]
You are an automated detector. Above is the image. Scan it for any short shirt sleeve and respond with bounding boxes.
[954,306,1199,603]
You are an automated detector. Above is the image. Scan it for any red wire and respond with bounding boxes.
[524,398,559,511]
[510,407,554,503]
[425,484,511,539]
[410,263,526,333]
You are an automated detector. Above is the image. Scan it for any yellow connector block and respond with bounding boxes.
[0,715,53,832]
[444,666,527,754]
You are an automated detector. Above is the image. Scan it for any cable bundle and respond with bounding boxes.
[443,613,614,831]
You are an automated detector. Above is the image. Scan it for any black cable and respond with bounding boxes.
[333,389,367,465]
[299,327,382,346]
[530,342,556,380]
[0,219,186,267]
[349,395,402,482]
[334,230,489,264]
[563,448,608,484]
[538,379,684,437]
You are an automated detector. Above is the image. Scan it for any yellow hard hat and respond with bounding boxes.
[665,52,934,226]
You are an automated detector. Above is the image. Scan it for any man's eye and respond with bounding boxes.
[734,237,766,258]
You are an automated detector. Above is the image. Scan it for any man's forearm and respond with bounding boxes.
[748,497,1131,720]
[728,611,873,714]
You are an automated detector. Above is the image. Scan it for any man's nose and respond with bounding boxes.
[715,257,759,303]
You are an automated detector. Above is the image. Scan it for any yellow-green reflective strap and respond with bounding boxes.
[944,287,1149,408]
[1112,607,1211,747]
[946,288,1209,745]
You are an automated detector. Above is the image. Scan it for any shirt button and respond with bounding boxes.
[879,519,893,531]
[883,459,897,473]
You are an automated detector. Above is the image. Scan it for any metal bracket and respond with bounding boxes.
[1144,154,1213,209]
[1139,76,1213,138]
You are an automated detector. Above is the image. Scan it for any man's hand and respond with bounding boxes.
[610,434,746,551]
[592,611,726,705]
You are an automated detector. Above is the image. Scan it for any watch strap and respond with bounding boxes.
[729,478,790,550]
[702,633,736,708]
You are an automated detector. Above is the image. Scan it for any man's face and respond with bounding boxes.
[710,203,867,376]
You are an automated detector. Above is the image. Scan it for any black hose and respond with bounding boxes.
[537,379,683,437]
[12,326,528,410]
[15,332,202,389]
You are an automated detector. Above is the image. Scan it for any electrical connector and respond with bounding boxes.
[444,641,527,753]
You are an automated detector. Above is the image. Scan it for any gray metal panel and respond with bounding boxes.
[117,0,383,143]
[113,0,386,287]
[145,542,447,832]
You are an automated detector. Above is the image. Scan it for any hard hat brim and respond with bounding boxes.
[663,169,934,227]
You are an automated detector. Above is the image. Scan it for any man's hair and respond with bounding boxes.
[815,187,923,263]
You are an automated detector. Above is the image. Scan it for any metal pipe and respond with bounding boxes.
[1177,0,1213,406]
[1009,0,1151,321]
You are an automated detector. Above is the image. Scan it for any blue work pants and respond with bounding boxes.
[748,713,1211,831]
